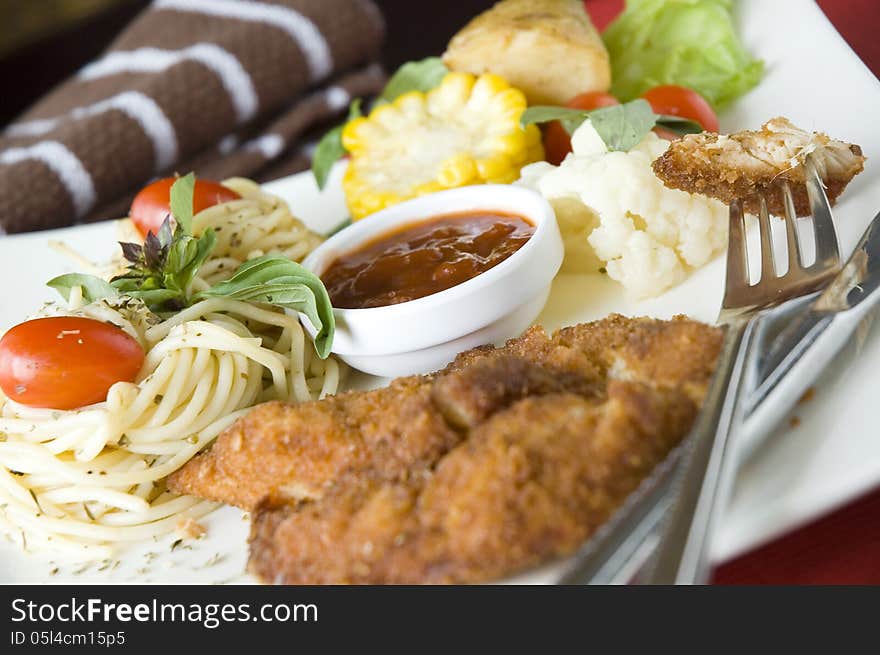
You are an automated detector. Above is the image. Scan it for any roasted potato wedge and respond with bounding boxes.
[443,0,611,106]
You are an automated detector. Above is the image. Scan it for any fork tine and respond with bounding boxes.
[804,154,840,270]
[780,182,802,273]
[756,193,776,281]
[725,199,749,294]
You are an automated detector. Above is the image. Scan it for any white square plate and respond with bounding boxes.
[0,0,878,582]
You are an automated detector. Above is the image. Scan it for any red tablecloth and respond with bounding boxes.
[584,0,880,584]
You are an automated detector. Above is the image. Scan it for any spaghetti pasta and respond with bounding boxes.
[0,292,342,559]
[0,176,341,559]
[190,177,323,287]
[50,177,324,285]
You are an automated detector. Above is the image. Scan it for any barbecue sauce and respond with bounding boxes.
[322,212,534,309]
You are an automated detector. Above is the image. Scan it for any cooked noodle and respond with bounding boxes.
[0,180,339,559]
[192,178,323,286]
[50,177,324,285]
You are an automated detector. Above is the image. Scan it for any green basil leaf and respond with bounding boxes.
[521,100,663,152]
[311,99,363,190]
[163,236,195,279]
[347,99,363,120]
[179,228,217,289]
[380,57,448,103]
[520,106,591,130]
[157,215,174,247]
[655,114,705,136]
[520,105,604,138]
[169,173,196,234]
[587,100,657,152]
[311,126,345,191]
[110,272,184,312]
[125,288,183,308]
[156,228,217,299]
[47,274,118,303]
[196,255,335,358]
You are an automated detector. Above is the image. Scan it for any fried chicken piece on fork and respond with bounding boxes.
[652,117,865,216]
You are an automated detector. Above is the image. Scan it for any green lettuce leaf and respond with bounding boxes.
[603,0,763,110]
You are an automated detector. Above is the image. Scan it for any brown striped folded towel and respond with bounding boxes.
[0,0,387,234]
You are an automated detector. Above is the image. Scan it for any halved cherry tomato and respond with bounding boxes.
[130,177,240,238]
[0,317,145,410]
[641,85,720,134]
[543,91,620,165]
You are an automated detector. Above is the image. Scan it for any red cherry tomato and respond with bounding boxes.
[543,91,620,165]
[641,85,720,134]
[130,177,240,238]
[0,317,145,410]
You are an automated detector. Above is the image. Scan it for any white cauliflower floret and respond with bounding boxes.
[518,121,727,298]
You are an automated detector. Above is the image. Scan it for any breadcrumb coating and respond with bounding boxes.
[171,315,721,584]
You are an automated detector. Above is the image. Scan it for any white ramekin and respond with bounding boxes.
[299,185,563,377]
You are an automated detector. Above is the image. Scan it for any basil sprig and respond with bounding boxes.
[46,173,336,358]
[520,99,704,152]
[310,57,449,191]
[196,255,335,358]
[109,174,216,311]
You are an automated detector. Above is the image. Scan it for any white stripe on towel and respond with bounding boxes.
[0,141,98,218]
[153,0,333,80]
[324,86,351,112]
[5,91,178,173]
[243,134,284,159]
[78,44,259,123]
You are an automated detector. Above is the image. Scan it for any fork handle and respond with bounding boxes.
[643,316,755,584]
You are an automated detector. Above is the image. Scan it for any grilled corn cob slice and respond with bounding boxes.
[341,72,544,220]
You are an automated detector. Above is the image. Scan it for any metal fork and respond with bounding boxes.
[643,155,842,584]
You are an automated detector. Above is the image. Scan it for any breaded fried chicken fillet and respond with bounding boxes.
[652,117,864,216]
[167,376,459,509]
[169,315,721,584]
[250,384,700,584]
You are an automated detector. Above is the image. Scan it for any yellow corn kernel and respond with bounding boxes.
[438,154,478,188]
[341,71,543,221]
[341,116,371,152]
[468,74,510,109]
[526,141,546,164]
[488,88,527,115]
[475,156,511,180]
[427,74,473,117]
[488,131,526,157]
[414,180,444,197]
[394,91,426,119]
[488,169,519,184]
[524,124,542,146]
[369,103,403,130]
